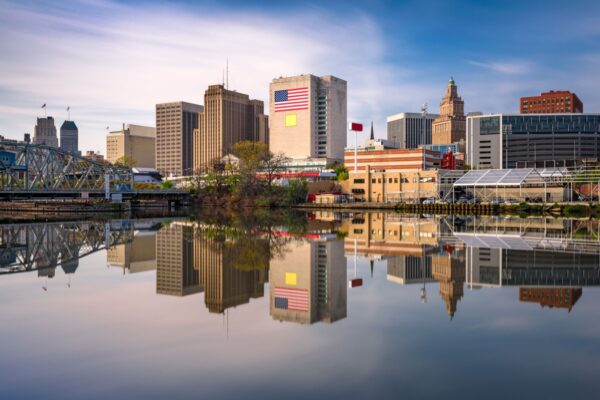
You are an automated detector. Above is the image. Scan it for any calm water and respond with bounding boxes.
[1,211,599,400]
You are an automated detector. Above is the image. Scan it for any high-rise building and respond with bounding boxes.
[59,120,78,154]
[520,91,583,114]
[387,112,439,149]
[269,237,346,325]
[156,101,203,177]
[269,74,347,161]
[431,78,466,147]
[193,85,268,172]
[33,117,58,147]
[156,222,202,297]
[106,124,156,168]
[466,113,600,169]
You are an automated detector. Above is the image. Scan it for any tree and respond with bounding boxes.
[233,141,269,195]
[334,164,349,181]
[114,155,137,168]
[262,152,291,191]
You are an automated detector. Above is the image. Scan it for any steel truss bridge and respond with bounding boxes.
[0,220,141,275]
[0,141,189,201]
[0,140,131,193]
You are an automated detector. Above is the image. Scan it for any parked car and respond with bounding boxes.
[422,197,436,204]
[504,198,519,205]
[490,197,503,205]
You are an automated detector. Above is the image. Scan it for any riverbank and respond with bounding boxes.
[0,199,188,222]
[296,201,600,217]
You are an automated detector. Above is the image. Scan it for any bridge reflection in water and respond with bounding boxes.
[2,213,600,320]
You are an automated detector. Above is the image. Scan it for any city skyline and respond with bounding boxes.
[1,0,600,154]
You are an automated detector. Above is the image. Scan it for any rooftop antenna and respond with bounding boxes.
[226,57,229,90]
[67,106,71,121]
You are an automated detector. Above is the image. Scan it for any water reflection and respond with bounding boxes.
[1,212,600,319]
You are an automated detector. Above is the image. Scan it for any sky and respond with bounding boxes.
[1,0,599,154]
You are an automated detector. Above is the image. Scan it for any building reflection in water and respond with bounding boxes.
[194,226,268,313]
[156,222,202,297]
[270,234,347,325]
[107,229,158,274]
[2,214,600,321]
[336,212,600,317]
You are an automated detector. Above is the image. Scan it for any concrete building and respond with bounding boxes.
[59,120,78,154]
[269,74,347,161]
[466,113,600,169]
[520,90,583,114]
[156,222,202,297]
[432,78,466,149]
[106,124,156,168]
[387,112,439,149]
[83,150,105,163]
[156,101,203,177]
[270,236,346,324]
[193,85,268,172]
[33,117,58,147]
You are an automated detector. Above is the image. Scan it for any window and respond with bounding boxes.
[378,178,382,183]
[353,178,365,184]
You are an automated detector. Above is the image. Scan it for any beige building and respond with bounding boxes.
[107,232,157,274]
[193,85,268,172]
[269,74,347,161]
[156,101,203,177]
[270,237,346,324]
[106,124,156,168]
[432,78,466,148]
[345,169,464,202]
[33,116,58,147]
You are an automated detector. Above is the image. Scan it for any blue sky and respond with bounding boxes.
[1,0,599,153]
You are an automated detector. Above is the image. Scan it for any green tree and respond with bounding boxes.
[233,141,269,195]
[334,164,349,181]
[114,155,137,168]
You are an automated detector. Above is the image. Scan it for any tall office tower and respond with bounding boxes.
[520,90,583,114]
[106,124,156,168]
[193,85,268,172]
[156,101,203,177]
[269,74,347,161]
[194,228,269,313]
[156,223,202,297]
[387,112,440,149]
[431,78,466,146]
[59,120,78,153]
[33,117,58,147]
[269,237,346,325]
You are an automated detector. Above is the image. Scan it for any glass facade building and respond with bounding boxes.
[467,114,600,169]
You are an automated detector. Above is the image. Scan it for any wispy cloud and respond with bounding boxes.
[0,0,416,151]
[467,60,534,75]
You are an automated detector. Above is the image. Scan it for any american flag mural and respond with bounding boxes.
[273,87,309,112]
[274,287,309,312]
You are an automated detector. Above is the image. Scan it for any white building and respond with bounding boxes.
[386,112,439,149]
[269,74,347,162]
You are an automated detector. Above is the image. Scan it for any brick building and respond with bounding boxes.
[520,90,583,114]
